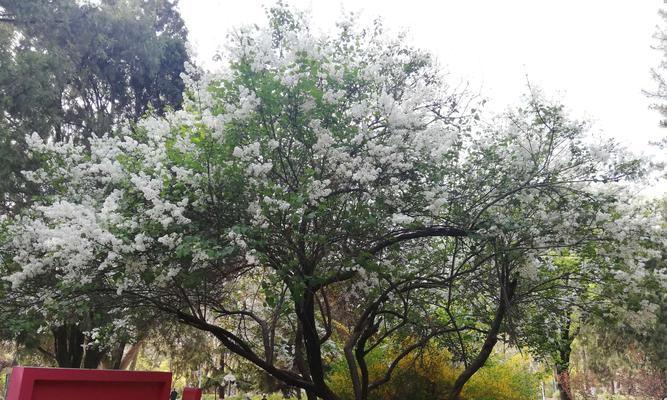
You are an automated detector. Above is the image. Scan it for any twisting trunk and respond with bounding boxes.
[129,347,140,370]
[448,278,517,400]
[294,321,314,400]
[581,346,589,395]
[294,321,311,381]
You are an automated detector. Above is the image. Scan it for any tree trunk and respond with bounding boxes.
[119,341,142,370]
[217,350,225,399]
[305,391,318,400]
[52,324,85,368]
[297,290,338,400]
[293,321,311,382]
[581,345,591,397]
[129,351,139,371]
[82,345,105,369]
[556,368,573,400]
[555,313,574,400]
[109,341,126,369]
[448,278,517,400]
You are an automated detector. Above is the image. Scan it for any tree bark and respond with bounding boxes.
[129,351,139,371]
[305,391,318,400]
[581,346,589,395]
[448,278,517,400]
[217,350,225,399]
[52,324,85,368]
[82,345,105,369]
[555,314,574,400]
[297,290,339,400]
[555,369,573,400]
[108,341,126,369]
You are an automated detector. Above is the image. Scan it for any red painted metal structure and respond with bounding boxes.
[5,367,172,400]
[182,387,203,400]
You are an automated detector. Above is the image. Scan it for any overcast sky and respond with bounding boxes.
[178,0,665,155]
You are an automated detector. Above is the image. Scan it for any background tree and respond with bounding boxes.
[514,210,665,400]
[438,95,664,399]
[0,0,189,214]
[647,8,667,129]
[0,0,189,369]
[566,204,667,399]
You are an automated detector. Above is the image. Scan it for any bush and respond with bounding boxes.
[327,344,540,400]
[462,354,541,400]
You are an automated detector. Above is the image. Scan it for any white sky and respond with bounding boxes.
[178,0,666,155]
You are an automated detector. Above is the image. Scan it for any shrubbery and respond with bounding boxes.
[462,354,542,400]
[328,344,541,400]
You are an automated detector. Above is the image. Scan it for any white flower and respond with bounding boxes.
[391,213,414,225]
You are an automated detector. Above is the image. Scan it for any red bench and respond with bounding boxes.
[6,367,172,400]
[182,387,203,400]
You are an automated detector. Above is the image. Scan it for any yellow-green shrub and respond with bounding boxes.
[463,354,541,400]
[327,345,540,400]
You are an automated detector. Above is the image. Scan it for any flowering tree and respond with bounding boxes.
[2,5,664,400]
[0,0,191,368]
[430,96,664,399]
[512,200,666,400]
[0,223,149,368]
